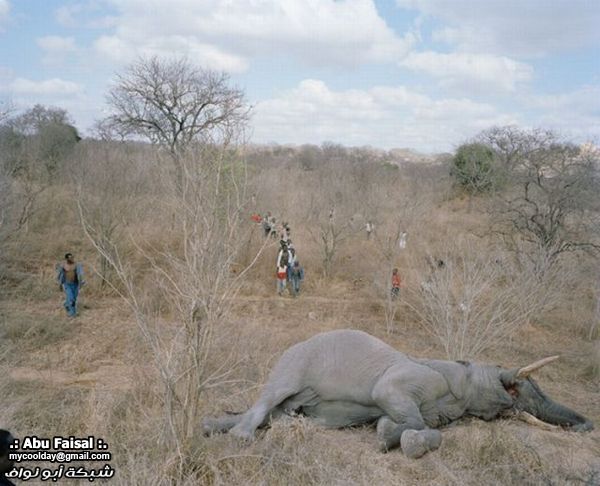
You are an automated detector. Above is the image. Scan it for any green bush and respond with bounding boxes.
[451,142,497,193]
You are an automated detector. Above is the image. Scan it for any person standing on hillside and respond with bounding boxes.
[365,221,374,240]
[287,244,296,282]
[290,260,305,297]
[282,222,292,243]
[276,265,288,296]
[277,241,291,269]
[56,252,85,317]
[276,242,291,296]
[391,268,402,299]
[262,212,273,237]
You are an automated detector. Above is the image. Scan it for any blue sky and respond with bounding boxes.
[1,0,599,152]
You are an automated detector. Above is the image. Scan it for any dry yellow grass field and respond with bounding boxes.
[1,144,599,485]
[1,263,598,485]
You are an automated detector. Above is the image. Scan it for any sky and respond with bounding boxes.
[0,0,599,152]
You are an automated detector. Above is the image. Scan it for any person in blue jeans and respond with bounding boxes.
[56,253,85,317]
[290,260,304,297]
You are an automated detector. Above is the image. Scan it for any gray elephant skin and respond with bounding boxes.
[203,329,593,458]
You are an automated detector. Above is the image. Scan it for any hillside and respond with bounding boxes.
[0,139,599,485]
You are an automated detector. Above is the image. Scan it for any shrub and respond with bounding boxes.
[451,142,497,194]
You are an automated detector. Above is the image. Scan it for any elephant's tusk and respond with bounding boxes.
[516,355,560,378]
[517,411,559,431]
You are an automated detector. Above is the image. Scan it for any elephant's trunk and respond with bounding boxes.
[503,373,593,432]
[532,397,593,431]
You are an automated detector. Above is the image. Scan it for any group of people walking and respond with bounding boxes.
[259,212,280,239]
[274,221,304,297]
[252,212,306,297]
[57,214,408,316]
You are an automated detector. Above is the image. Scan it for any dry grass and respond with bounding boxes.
[1,281,598,485]
[1,148,599,485]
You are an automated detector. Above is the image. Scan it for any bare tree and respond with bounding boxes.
[79,141,267,467]
[74,140,149,288]
[297,144,322,171]
[0,105,80,232]
[91,117,129,142]
[372,188,424,333]
[105,56,249,187]
[307,204,358,277]
[488,130,600,264]
[475,125,543,172]
[0,99,13,123]
[404,239,567,359]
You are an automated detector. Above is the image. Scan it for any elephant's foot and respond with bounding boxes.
[202,418,221,436]
[376,416,404,452]
[229,423,257,442]
[400,429,442,459]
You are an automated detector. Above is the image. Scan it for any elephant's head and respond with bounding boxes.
[462,356,593,431]
[499,356,594,432]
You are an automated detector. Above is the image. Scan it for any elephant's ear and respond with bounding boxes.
[500,368,518,387]
[500,368,519,397]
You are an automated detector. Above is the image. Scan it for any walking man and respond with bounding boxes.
[276,242,291,296]
[290,260,305,297]
[57,252,85,317]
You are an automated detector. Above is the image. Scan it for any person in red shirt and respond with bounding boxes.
[391,268,402,299]
[276,265,288,296]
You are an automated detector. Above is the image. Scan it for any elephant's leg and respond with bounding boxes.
[230,387,299,440]
[205,388,316,438]
[376,416,441,457]
[204,405,297,437]
[202,413,243,436]
[372,378,442,457]
[375,414,442,457]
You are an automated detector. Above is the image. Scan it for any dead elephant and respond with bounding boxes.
[203,330,593,458]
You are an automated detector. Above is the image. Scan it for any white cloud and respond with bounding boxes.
[55,2,117,29]
[397,0,600,57]
[94,0,413,71]
[400,51,533,93]
[252,79,517,151]
[94,35,249,73]
[37,36,79,65]
[7,77,83,96]
[55,3,85,27]
[523,85,600,140]
[37,35,77,53]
